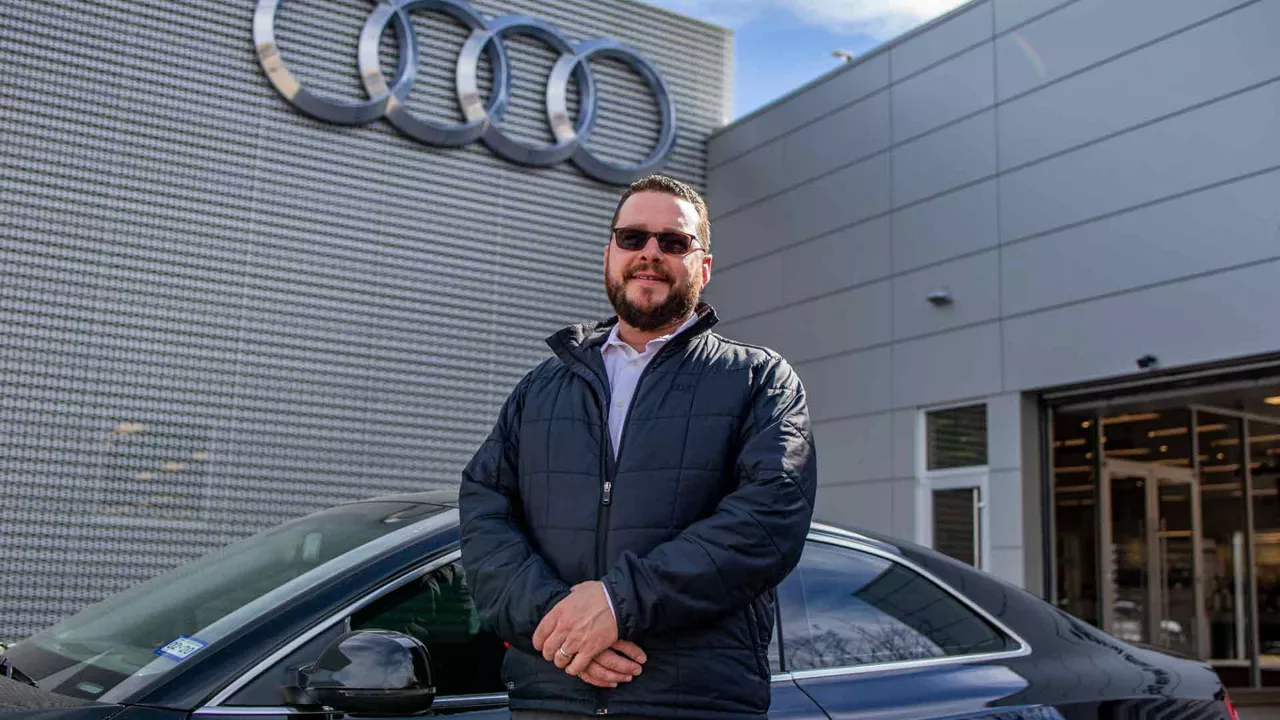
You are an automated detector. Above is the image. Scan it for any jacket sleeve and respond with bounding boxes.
[458,372,571,654]
[600,357,817,640]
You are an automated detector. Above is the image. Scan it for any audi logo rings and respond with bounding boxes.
[253,0,679,184]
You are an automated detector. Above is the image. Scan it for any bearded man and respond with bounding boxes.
[459,174,817,720]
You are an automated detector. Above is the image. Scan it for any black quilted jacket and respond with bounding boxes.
[458,304,817,719]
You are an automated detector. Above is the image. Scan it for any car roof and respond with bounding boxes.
[809,521,902,556]
[355,489,461,507]
[346,491,902,556]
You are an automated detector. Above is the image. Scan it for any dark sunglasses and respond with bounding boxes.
[611,227,704,256]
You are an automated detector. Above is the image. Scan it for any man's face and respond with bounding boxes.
[604,191,712,332]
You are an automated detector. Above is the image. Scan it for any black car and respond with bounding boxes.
[0,492,1239,719]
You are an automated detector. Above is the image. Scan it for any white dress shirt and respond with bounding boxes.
[600,312,700,459]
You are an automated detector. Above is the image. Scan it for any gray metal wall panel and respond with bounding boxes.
[891,409,917,477]
[995,0,1252,99]
[781,93,893,194]
[890,478,916,539]
[891,323,1003,408]
[780,216,892,304]
[1001,169,1280,316]
[987,469,1024,547]
[892,180,998,273]
[812,414,895,486]
[999,80,1280,242]
[891,250,1001,340]
[715,153,891,265]
[985,392,1024,471]
[705,255,785,321]
[998,0,1280,169]
[993,0,1071,33]
[1002,259,1280,390]
[708,141,787,219]
[0,0,727,641]
[892,43,995,142]
[795,347,895,422]
[813,480,895,532]
[890,1,992,80]
[705,215,892,318]
[892,110,996,206]
[715,280,893,365]
[708,94,892,216]
[707,54,890,168]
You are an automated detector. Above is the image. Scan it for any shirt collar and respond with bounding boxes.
[602,312,700,355]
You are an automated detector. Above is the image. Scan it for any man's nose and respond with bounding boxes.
[638,235,664,261]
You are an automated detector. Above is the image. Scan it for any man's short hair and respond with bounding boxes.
[610,174,711,252]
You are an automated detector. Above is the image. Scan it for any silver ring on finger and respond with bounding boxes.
[557,647,575,659]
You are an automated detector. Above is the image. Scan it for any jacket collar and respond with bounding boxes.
[546,302,719,369]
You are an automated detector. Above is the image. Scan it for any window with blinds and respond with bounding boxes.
[926,404,989,470]
[932,488,981,567]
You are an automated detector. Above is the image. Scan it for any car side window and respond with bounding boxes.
[351,561,507,697]
[779,542,1011,672]
[226,559,506,707]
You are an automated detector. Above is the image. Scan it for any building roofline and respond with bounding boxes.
[623,0,733,35]
[710,0,985,137]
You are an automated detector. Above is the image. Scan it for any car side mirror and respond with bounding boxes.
[290,630,435,716]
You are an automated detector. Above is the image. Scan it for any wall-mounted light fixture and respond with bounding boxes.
[926,290,954,307]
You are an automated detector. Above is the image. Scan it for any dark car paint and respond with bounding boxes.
[2,498,1230,720]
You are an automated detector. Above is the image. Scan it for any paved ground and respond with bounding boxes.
[1240,707,1280,719]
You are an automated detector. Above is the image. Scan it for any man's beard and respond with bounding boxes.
[605,262,702,332]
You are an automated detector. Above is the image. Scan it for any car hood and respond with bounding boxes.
[0,676,123,720]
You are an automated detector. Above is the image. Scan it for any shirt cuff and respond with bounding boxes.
[601,581,618,624]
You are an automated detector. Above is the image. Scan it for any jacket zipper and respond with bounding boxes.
[598,349,669,567]
[596,396,614,578]
[590,372,615,717]
[592,340,684,716]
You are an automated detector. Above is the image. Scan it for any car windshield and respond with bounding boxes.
[0,500,450,703]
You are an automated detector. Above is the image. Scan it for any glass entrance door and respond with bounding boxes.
[1101,459,1207,657]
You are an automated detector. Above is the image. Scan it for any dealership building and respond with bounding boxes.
[5,0,1280,690]
[704,0,1280,687]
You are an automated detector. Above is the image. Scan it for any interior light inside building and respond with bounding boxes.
[1101,412,1161,425]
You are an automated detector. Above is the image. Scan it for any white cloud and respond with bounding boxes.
[640,0,971,38]
[785,0,971,38]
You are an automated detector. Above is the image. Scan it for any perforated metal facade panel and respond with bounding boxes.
[0,0,729,641]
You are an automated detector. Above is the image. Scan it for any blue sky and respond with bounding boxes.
[636,0,969,119]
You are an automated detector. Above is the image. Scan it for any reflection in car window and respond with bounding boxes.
[781,542,1010,671]
[352,562,506,697]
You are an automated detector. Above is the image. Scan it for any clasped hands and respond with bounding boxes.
[531,580,646,689]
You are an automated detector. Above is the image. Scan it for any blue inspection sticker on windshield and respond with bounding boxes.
[154,635,208,661]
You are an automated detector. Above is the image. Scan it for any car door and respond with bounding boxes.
[777,539,1053,720]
